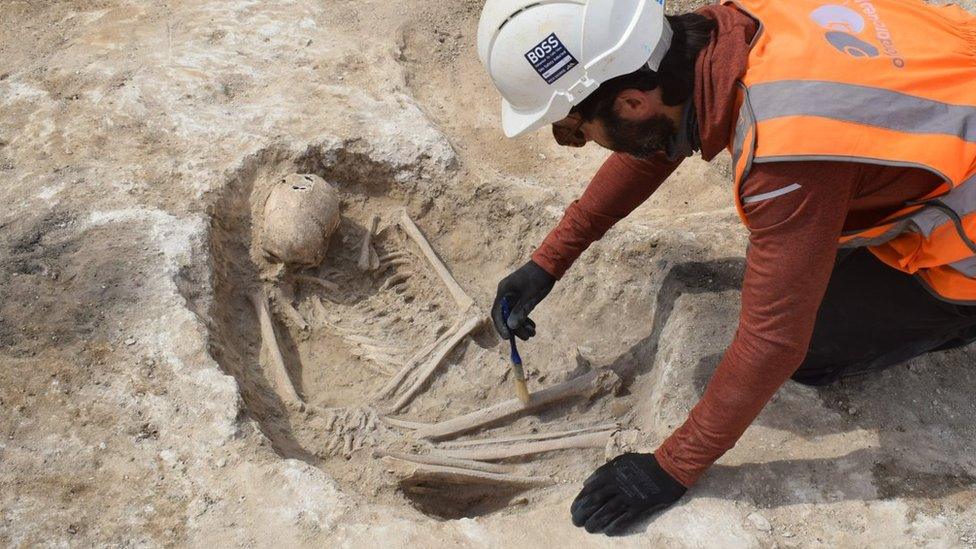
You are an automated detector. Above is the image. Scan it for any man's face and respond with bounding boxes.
[551,88,680,160]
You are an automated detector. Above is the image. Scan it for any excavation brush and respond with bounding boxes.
[500,297,531,405]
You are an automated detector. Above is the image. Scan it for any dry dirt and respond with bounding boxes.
[2,1,975,547]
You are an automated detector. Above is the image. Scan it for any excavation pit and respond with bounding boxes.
[202,144,648,520]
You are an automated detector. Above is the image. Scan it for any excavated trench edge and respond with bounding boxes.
[198,143,535,520]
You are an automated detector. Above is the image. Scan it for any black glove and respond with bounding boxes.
[491,260,556,341]
[571,453,687,536]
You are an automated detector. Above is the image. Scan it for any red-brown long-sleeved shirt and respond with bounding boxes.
[531,5,943,487]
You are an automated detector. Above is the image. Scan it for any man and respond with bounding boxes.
[477,0,976,537]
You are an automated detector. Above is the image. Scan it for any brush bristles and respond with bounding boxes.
[514,378,531,405]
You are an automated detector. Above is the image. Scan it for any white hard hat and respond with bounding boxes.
[478,0,673,137]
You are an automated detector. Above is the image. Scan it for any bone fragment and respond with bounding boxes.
[373,450,513,474]
[389,315,483,412]
[375,316,466,400]
[397,210,474,310]
[368,361,400,376]
[362,352,406,369]
[310,295,329,322]
[345,334,385,345]
[343,433,354,456]
[437,424,620,448]
[381,457,550,486]
[432,431,613,461]
[413,369,620,441]
[347,348,398,375]
[344,335,404,355]
[297,274,340,293]
[326,436,342,455]
[353,301,376,313]
[275,295,309,332]
[356,344,404,360]
[252,291,303,406]
[358,215,381,271]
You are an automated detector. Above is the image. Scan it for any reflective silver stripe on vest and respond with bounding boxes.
[840,219,913,248]
[732,82,757,184]
[904,180,976,238]
[748,80,976,142]
[742,183,803,205]
[753,155,950,183]
[731,101,749,168]
[841,173,976,249]
[950,256,976,278]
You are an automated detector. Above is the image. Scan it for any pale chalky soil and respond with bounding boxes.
[1,0,974,547]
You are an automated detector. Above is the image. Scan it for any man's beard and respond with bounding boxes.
[601,110,677,160]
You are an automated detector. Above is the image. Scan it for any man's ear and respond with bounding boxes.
[614,88,658,120]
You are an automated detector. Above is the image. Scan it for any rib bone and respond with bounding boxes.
[378,250,413,263]
[252,290,303,406]
[413,369,620,441]
[397,210,474,310]
[388,315,483,412]
[380,258,412,269]
[380,272,411,291]
[431,431,614,461]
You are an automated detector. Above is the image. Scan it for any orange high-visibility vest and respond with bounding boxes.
[726,0,976,303]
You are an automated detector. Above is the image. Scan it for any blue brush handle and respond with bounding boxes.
[500,297,523,366]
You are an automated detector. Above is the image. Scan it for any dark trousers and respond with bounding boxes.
[791,248,976,386]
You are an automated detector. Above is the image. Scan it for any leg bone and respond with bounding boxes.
[437,423,619,448]
[380,457,550,486]
[413,369,620,441]
[431,431,614,461]
[372,450,513,474]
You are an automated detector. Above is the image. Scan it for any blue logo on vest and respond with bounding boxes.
[810,5,879,59]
